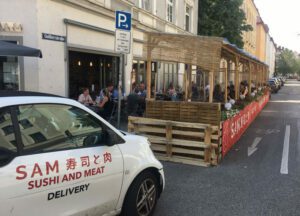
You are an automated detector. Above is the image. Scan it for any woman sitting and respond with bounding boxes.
[78,88,94,106]
[240,81,249,98]
[167,82,177,101]
[98,89,114,119]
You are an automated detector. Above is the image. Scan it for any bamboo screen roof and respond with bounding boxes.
[143,32,223,72]
[143,32,268,72]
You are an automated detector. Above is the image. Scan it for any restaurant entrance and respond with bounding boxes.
[68,50,119,99]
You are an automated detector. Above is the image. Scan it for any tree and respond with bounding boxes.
[198,0,253,48]
[277,48,300,76]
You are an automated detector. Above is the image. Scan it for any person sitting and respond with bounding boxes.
[127,87,141,116]
[99,82,114,102]
[213,84,224,102]
[78,88,94,106]
[192,82,199,100]
[138,82,147,98]
[227,87,233,101]
[167,82,177,101]
[240,81,249,97]
[227,83,235,100]
[98,89,114,119]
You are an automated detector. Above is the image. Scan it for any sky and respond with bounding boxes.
[254,0,300,52]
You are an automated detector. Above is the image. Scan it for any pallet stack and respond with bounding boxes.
[128,116,219,167]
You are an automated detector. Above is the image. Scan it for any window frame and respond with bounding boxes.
[166,0,174,23]
[185,4,191,32]
[6,103,125,157]
[0,106,22,167]
[140,0,151,12]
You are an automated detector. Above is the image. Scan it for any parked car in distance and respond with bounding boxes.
[277,77,285,86]
[268,80,279,93]
[270,78,281,90]
[0,91,165,216]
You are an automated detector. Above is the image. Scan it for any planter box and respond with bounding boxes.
[222,92,270,156]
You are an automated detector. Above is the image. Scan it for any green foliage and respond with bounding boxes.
[198,0,252,48]
[277,48,300,76]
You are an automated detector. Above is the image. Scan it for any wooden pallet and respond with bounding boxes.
[145,100,221,125]
[128,116,219,167]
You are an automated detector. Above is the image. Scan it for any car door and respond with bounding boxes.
[0,103,124,216]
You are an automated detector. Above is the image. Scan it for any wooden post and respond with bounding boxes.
[224,60,228,103]
[185,64,192,101]
[234,57,240,100]
[204,126,212,163]
[203,71,206,101]
[166,122,172,157]
[188,65,192,100]
[208,70,214,103]
[260,66,264,86]
[184,66,188,101]
[248,62,252,95]
[146,39,152,99]
[154,72,157,99]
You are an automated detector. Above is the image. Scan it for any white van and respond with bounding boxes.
[0,91,164,216]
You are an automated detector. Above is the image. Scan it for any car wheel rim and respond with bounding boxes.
[136,178,156,216]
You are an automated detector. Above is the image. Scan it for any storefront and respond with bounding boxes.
[68,50,119,99]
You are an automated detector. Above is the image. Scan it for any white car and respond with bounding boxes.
[0,91,165,216]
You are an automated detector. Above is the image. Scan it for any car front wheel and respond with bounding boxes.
[122,171,159,216]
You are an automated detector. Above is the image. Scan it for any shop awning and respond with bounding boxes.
[0,40,42,58]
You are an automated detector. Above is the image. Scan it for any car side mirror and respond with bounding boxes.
[82,129,110,146]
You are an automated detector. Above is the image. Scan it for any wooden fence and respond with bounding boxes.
[128,116,219,167]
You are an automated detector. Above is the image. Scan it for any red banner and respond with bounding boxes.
[222,92,270,156]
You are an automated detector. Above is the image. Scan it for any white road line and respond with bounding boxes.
[280,125,290,175]
[248,137,262,157]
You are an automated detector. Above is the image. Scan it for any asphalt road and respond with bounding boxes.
[154,80,300,216]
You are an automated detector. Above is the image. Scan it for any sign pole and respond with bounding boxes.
[115,10,131,129]
[117,54,123,129]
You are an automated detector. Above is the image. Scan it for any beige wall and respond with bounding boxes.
[256,21,267,62]
[241,0,258,56]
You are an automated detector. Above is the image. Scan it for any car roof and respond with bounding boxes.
[0,90,63,98]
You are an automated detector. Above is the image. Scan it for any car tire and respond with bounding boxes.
[122,171,159,216]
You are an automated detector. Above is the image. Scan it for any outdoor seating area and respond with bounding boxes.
[128,32,270,166]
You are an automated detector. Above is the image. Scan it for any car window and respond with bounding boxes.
[0,107,17,166]
[16,104,114,154]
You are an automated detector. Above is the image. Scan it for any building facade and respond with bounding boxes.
[255,17,268,63]
[265,35,276,78]
[0,0,198,97]
[241,0,259,57]
[241,0,276,78]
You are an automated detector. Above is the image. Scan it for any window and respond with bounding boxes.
[0,54,20,91]
[160,63,178,91]
[140,0,151,11]
[16,104,122,154]
[167,0,174,22]
[0,107,17,166]
[185,5,191,31]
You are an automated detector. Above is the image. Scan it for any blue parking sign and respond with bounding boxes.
[116,11,131,31]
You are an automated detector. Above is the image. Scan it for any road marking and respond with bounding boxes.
[280,125,290,175]
[248,137,262,157]
[297,121,300,163]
